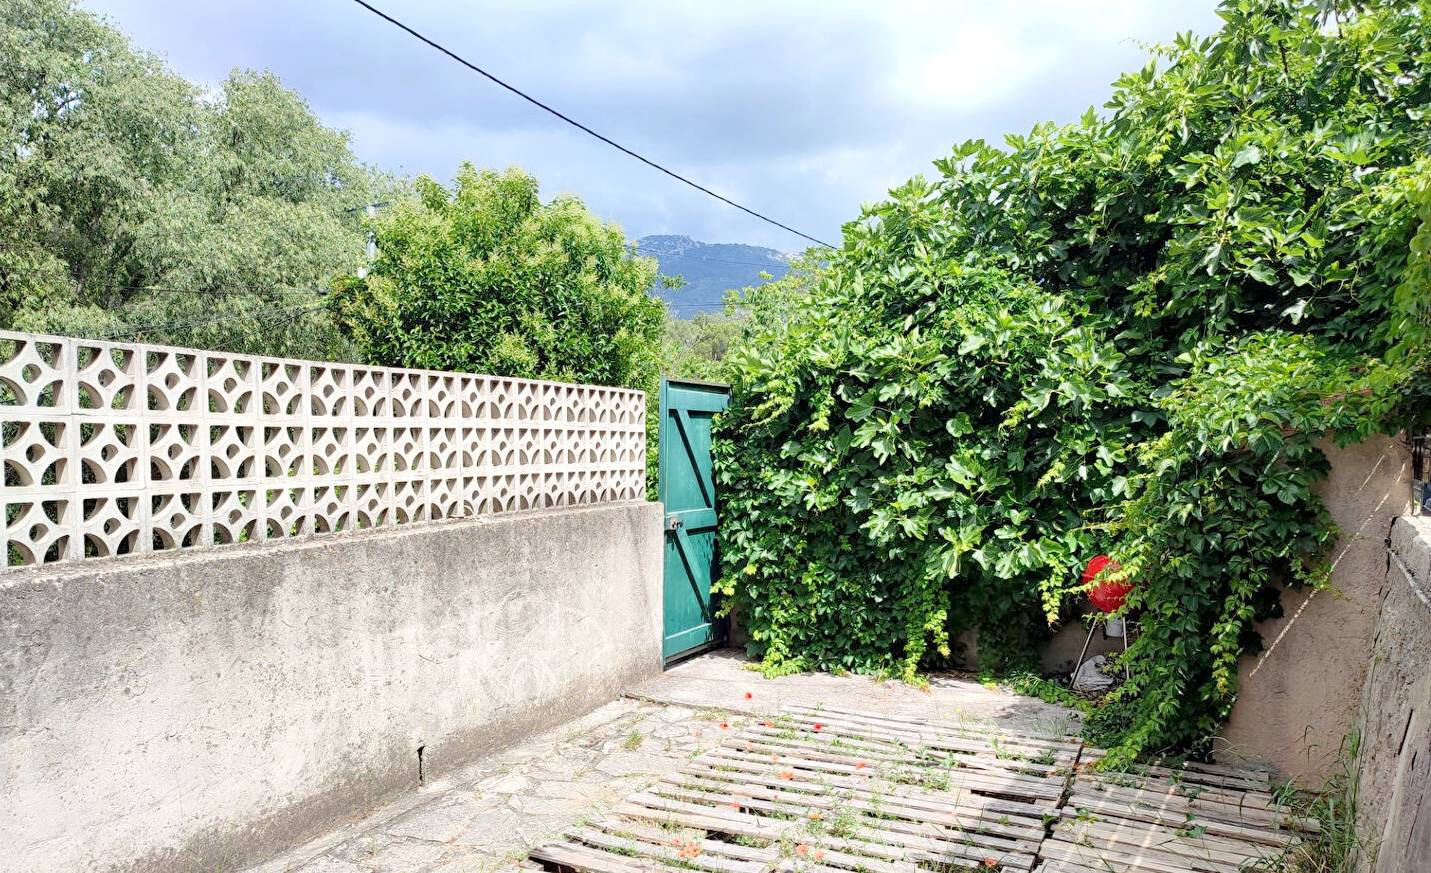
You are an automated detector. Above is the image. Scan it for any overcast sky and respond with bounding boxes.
[80,1,1222,251]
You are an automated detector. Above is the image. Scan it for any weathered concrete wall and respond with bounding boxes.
[952,620,1124,675]
[1351,515,1431,872]
[1039,612,1127,675]
[0,501,663,873]
[1217,434,1411,784]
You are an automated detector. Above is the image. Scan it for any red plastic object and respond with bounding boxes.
[1083,554,1133,613]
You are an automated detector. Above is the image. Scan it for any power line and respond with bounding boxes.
[348,0,836,251]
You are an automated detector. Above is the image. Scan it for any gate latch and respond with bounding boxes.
[666,516,684,531]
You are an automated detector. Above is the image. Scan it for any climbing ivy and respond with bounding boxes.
[715,0,1431,762]
[1099,334,1406,764]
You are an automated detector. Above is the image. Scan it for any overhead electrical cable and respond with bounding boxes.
[348,0,836,250]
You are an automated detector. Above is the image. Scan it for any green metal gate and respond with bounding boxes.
[657,378,730,662]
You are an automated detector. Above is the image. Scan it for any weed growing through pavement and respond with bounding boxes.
[1272,734,1367,873]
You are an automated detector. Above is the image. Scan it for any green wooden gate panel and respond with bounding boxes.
[658,378,730,662]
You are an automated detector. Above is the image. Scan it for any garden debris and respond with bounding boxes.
[1070,656,1116,693]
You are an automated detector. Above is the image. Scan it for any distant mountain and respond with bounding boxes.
[636,234,790,318]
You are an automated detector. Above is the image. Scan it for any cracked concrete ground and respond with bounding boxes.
[246,649,1080,873]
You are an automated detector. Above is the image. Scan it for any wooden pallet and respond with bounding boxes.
[1040,753,1317,872]
[529,705,1073,873]
[526,705,1309,873]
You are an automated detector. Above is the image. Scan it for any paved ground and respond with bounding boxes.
[248,650,1081,873]
[631,649,1082,735]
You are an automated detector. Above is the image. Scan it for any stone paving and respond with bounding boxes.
[247,650,1081,873]
[630,649,1083,735]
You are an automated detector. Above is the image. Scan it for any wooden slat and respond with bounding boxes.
[1053,815,1282,865]
[672,769,1046,844]
[563,824,766,873]
[1062,797,1297,848]
[774,711,1077,769]
[688,755,1055,824]
[620,793,927,868]
[588,819,775,864]
[781,707,1080,766]
[739,725,1068,780]
[787,703,1083,749]
[640,783,1038,871]
[653,776,1040,860]
[531,840,685,873]
[1032,861,1111,873]
[1045,836,1240,873]
[1078,749,1273,792]
[1041,838,1206,873]
[709,744,1064,805]
[1077,770,1286,811]
[524,704,1303,873]
[1069,778,1318,833]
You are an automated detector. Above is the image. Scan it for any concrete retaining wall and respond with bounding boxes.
[1352,515,1431,872]
[0,501,664,873]
[1217,434,1411,783]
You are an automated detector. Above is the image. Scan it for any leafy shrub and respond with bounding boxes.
[664,252,828,382]
[329,164,667,484]
[1103,334,1402,763]
[1,0,384,358]
[662,310,744,382]
[330,165,663,388]
[717,262,1142,680]
[715,0,1431,762]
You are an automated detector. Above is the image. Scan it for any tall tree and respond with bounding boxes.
[328,164,667,485]
[329,164,665,388]
[0,0,384,358]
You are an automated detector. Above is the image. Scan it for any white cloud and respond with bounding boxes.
[82,0,1223,249]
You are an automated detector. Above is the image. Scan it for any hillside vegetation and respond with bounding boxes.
[639,234,791,317]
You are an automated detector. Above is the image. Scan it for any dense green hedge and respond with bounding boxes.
[329,165,664,388]
[715,0,1430,763]
[328,164,668,487]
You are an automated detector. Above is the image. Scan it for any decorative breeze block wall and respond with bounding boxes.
[1,331,647,569]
